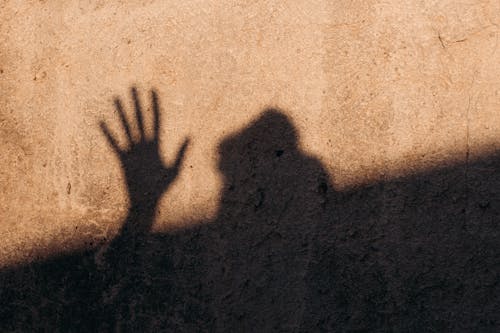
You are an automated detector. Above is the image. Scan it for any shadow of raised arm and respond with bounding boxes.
[100,87,190,236]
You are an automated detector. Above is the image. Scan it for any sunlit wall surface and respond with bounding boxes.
[0,2,498,330]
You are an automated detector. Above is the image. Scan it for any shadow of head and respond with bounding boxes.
[217,108,299,181]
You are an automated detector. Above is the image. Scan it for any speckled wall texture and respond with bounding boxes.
[0,1,499,331]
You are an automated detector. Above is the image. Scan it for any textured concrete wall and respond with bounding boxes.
[2,0,498,267]
[0,1,499,331]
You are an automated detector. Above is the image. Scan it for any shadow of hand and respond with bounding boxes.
[100,87,189,211]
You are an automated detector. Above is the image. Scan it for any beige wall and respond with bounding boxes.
[1,0,499,267]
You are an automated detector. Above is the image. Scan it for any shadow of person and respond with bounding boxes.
[1,88,498,332]
[94,89,335,332]
[201,109,334,331]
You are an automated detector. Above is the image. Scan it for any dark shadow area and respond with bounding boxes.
[1,89,498,332]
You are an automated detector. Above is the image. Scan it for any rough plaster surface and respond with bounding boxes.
[0,1,499,331]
